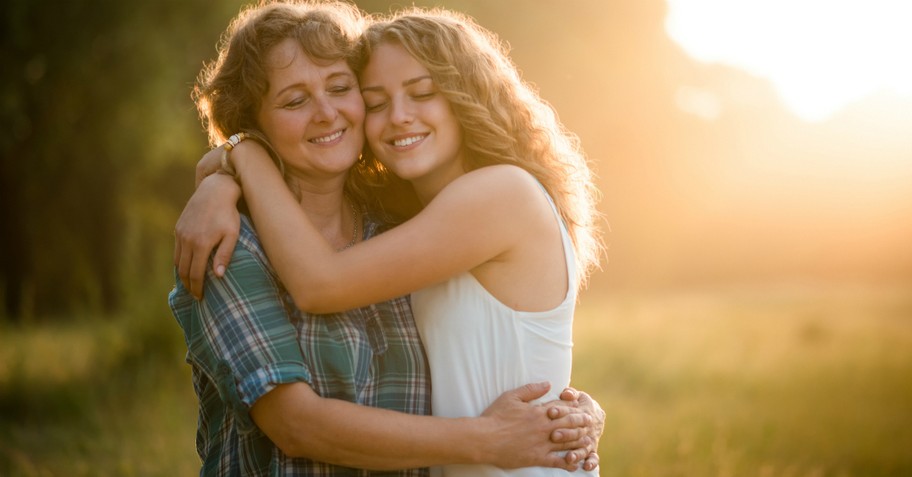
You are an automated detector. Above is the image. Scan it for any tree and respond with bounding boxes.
[0,0,240,320]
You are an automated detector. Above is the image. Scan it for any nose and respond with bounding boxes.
[389,95,414,125]
[313,94,338,123]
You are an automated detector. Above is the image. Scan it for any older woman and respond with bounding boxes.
[170,2,601,476]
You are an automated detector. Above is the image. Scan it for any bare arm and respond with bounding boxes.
[184,218,591,471]
[174,148,243,298]
[230,141,552,313]
[253,381,590,470]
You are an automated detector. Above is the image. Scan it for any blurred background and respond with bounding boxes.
[1,0,910,476]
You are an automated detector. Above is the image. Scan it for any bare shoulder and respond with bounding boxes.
[445,164,541,201]
[423,166,550,236]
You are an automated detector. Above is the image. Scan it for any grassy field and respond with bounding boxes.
[1,283,910,476]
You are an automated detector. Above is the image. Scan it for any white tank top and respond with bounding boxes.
[412,185,598,477]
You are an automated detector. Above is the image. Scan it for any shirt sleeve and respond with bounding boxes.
[182,230,311,433]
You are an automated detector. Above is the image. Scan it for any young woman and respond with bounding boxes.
[170,1,601,475]
[187,7,604,476]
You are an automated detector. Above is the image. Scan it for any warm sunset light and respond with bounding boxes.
[665,0,912,122]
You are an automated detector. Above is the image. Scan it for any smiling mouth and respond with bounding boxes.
[311,129,344,144]
[391,134,428,147]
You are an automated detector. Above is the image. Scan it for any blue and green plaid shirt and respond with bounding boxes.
[169,214,430,476]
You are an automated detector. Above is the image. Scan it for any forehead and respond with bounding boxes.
[361,41,427,83]
[264,38,353,83]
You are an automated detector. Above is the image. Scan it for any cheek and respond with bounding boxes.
[364,115,384,148]
[260,111,296,141]
[342,94,366,128]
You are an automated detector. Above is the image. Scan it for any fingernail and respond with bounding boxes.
[216,265,225,276]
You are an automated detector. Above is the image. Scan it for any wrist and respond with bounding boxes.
[229,139,273,179]
[201,172,243,203]
[462,415,499,465]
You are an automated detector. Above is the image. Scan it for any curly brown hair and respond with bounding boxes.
[192,0,389,209]
[357,8,604,284]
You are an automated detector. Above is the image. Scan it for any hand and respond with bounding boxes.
[478,382,591,471]
[174,173,242,298]
[195,146,226,187]
[543,386,604,471]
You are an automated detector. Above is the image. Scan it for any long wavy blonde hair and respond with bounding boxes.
[357,8,604,285]
[192,0,386,209]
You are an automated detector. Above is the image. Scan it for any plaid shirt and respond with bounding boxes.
[169,214,430,477]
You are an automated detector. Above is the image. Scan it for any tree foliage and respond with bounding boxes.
[0,0,241,320]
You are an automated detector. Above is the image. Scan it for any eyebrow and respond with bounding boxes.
[361,75,433,93]
[273,71,355,98]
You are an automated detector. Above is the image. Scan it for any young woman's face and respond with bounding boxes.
[256,38,365,181]
[360,41,464,195]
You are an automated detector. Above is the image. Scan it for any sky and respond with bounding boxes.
[665,0,912,122]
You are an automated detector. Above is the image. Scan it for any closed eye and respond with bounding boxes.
[365,101,387,113]
[329,84,354,95]
[283,97,309,109]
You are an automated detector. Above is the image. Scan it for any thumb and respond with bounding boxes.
[511,381,551,403]
[212,232,238,278]
[560,387,581,403]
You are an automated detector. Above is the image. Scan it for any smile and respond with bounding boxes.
[310,129,344,144]
[391,134,428,147]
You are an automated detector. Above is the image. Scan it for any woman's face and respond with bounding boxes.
[360,41,464,197]
[256,38,365,182]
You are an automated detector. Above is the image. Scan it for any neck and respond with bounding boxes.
[288,175,356,248]
[411,161,468,207]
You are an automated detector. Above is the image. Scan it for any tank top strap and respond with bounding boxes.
[532,179,578,294]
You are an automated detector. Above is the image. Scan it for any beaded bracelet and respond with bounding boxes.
[218,131,282,182]
[217,132,251,182]
[223,132,250,152]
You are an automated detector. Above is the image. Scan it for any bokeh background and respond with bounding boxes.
[2,0,910,475]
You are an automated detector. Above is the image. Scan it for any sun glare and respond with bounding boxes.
[665,0,912,122]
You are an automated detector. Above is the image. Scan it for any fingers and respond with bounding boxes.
[511,381,551,403]
[547,403,589,421]
[212,232,238,278]
[564,448,585,465]
[176,233,214,299]
[582,451,600,471]
[577,389,601,415]
[480,381,550,420]
[558,435,594,454]
[176,236,214,299]
[563,447,599,469]
[189,240,215,299]
[540,452,580,472]
[549,409,591,434]
[551,425,585,443]
[575,390,606,445]
[545,396,584,420]
[196,146,225,187]
[177,241,193,293]
[560,386,581,402]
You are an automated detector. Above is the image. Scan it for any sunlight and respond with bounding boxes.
[665,0,912,122]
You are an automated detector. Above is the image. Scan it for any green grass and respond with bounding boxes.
[1,283,910,476]
[572,283,912,477]
[0,312,199,476]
